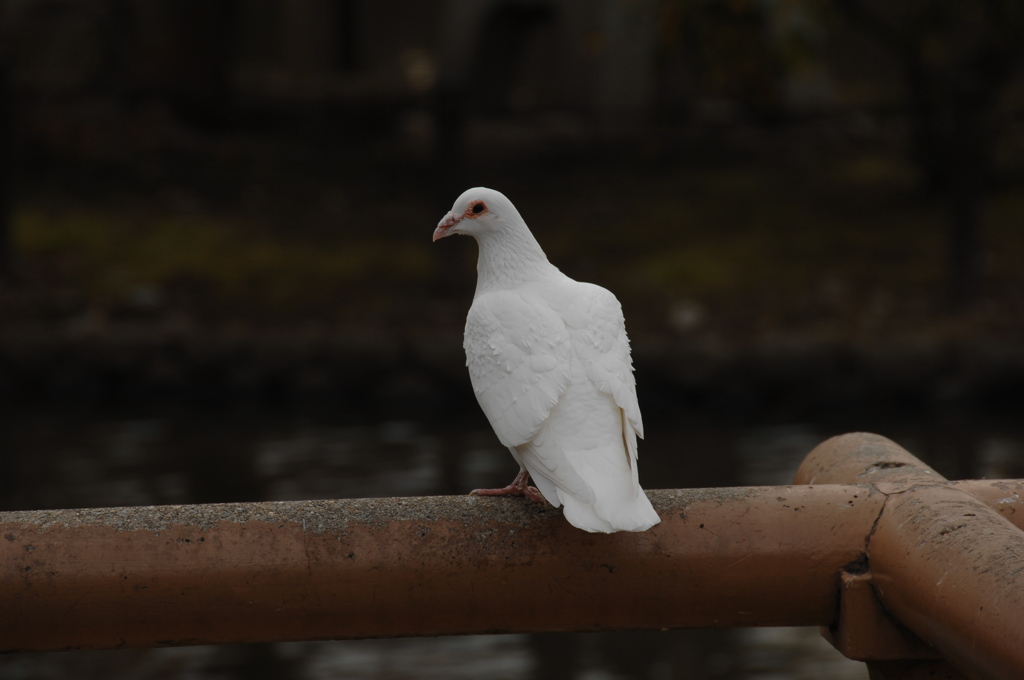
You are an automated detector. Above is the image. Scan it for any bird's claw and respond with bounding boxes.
[469,476,547,505]
[523,485,545,504]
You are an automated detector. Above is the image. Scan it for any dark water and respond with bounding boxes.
[1,406,1021,680]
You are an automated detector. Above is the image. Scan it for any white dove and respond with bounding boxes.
[433,187,660,533]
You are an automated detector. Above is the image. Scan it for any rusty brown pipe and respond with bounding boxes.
[1,486,883,652]
[797,433,1024,680]
[4,448,1022,663]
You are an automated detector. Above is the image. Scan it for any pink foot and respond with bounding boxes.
[470,468,546,504]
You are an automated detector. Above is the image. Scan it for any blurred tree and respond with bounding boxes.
[473,3,554,116]
[332,0,360,72]
[655,0,786,122]
[111,0,240,129]
[93,0,134,95]
[832,0,1024,309]
[0,54,10,279]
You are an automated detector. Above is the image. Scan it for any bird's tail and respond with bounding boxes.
[518,411,660,534]
[558,482,660,533]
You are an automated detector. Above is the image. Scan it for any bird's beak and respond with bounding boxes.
[433,211,460,242]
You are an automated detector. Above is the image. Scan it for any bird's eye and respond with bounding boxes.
[472,202,485,214]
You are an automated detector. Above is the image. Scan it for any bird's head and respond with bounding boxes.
[433,187,522,242]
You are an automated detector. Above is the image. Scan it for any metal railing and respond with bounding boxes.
[1,432,1021,680]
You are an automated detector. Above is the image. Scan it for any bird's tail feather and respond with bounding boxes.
[558,487,659,533]
[518,432,660,533]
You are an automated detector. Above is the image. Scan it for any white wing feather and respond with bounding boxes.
[572,283,644,440]
[464,289,572,448]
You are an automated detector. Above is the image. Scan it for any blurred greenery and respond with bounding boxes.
[3,0,1023,346]
[15,201,434,320]
[13,146,1024,342]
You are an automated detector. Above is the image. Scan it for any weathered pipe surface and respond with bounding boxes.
[797,433,1024,680]
[795,431,944,488]
[0,486,883,652]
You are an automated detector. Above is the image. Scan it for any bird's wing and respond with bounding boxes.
[568,283,644,440]
[517,280,645,509]
[464,290,572,448]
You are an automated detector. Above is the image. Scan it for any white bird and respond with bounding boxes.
[433,187,660,533]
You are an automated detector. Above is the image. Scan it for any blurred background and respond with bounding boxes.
[1,0,1023,678]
